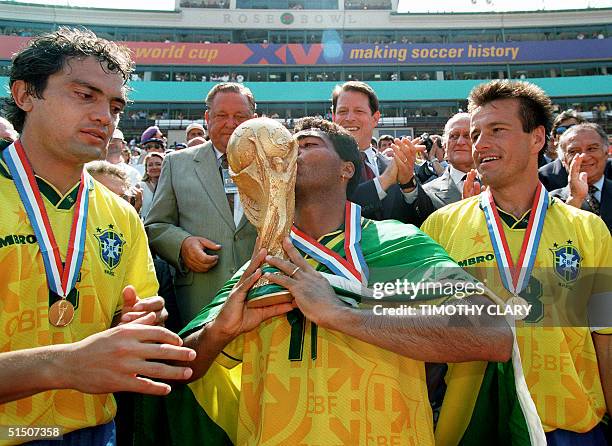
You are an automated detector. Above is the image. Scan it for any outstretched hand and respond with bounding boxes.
[212,245,294,340]
[67,312,196,396]
[264,237,341,327]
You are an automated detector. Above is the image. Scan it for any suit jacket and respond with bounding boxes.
[410,168,463,224]
[538,158,568,192]
[145,141,257,324]
[550,177,612,233]
[349,151,421,225]
[540,158,612,192]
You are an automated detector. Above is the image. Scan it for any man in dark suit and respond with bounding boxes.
[145,83,258,325]
[405,113,475,223]
[551,123,611,233]
[331,81,424,224]
[538,109,586,190]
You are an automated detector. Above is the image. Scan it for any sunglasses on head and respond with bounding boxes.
[145,143,163,150]
[555,124,575,135]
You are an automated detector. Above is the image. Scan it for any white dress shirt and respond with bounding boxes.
[361,147,387,200]
[213,146,244,227]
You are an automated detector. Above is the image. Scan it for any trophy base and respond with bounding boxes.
[246,290,293,308]
[245,265,293,308]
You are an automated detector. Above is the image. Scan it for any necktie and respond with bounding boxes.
[219,154,235,215]
[586,184,600,216]
[360,151,375,182]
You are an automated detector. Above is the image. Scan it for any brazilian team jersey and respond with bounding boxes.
[422,195,611,434]
[0,157,158,444]
[181,218,476,446]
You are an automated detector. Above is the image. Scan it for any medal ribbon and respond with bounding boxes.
[481,183,548,295]
[290,201,369,286]
[3,140,91,298]
[287,201,368,361]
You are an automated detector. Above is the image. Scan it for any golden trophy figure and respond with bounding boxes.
[226,117,298,307]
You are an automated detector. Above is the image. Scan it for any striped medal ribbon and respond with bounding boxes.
[481,183,549,318]
[290,201,369,286]
[3,140,92,327]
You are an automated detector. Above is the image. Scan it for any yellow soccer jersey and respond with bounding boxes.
[422,195,611,433]
[0,162,158,444]
[219,318,433,446]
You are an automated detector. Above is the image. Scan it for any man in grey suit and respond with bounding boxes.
[145,83,258,325]
[550,122,612,233]
[407,113,475,223]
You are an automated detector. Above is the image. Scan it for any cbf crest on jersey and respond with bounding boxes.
[551,241,581,283]
[94,224,126,272]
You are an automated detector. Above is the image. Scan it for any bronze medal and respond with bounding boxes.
[49,300,75,327]
[507,294,529,321]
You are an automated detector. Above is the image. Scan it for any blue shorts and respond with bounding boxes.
[25,421,115,446]
[545,422,608,446]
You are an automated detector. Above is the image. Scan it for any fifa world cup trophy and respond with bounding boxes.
[226,117,298,307]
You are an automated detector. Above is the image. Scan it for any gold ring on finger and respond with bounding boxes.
[289,266,301,278]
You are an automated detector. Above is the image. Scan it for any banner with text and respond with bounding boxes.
[1,36,610,66]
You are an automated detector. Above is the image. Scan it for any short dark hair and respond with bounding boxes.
[205,82,256,115]
[378,134,394,148]
[293,117,361,196]
[6,27,134,132]
[331,81,379,115]
[551,109,586,136]
[468,80,554,151]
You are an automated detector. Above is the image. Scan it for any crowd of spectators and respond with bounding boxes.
[0,23,607,45]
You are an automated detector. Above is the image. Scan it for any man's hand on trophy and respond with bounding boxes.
[213,246,294,340]
[265,237,342,328]
[180,236,221,272]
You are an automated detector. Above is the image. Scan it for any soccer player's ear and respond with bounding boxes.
[531,125,546,156]
[341,160,355,181]
[10,80,34,113]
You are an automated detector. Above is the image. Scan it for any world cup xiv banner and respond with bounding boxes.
[0,35,611,66]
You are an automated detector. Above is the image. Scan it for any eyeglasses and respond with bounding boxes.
[555,125,574,135]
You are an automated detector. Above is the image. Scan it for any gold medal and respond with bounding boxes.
[507,294,529,321]
[49,300,75,327]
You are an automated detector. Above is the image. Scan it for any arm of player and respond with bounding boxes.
[0,313,195,404]
[265,238,513,364]
[178,248,294,382]
[592,332,611,414]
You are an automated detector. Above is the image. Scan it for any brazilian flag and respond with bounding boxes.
[435,333,547,446]
[132,278,242,446]
[133,218,529,445]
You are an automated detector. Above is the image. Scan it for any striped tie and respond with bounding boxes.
[220,154,235,215]
[586,184,600,216]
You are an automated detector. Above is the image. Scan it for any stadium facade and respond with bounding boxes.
[0,0,610,140]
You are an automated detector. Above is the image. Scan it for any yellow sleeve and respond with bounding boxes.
[216,335,244,369]
[119,209,159,314]
[591,219,612,334]
[420,210,442,241]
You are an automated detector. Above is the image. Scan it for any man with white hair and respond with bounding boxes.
[551,122,611,232]
[185,122,207,144]
[406,112,475,223]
